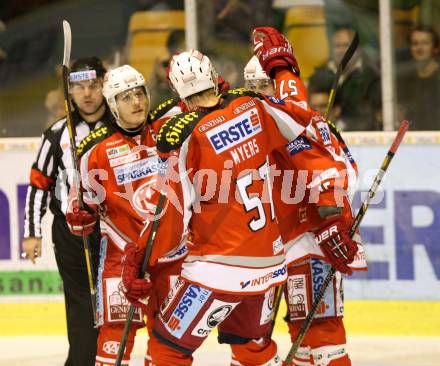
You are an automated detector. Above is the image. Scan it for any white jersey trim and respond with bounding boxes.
[181,259,287,294]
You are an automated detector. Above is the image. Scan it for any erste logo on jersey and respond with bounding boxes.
[164,285,212,339]
[286,135,312,156]
[113,156,159,185]
[311,258,335,318]
[206,108,262,154]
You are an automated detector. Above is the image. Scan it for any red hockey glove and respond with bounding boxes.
[66,198,97,236]
[314,216,357,275]
[217,75,230,94]
[252,26,300,77]
[121,242,152,308]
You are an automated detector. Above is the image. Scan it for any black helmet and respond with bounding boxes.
[70,56,106,79]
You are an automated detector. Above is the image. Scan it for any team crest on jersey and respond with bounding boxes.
[113,156,159,185]
[206,108,262,154]
[132,178,162,216]
[286,136,312,156]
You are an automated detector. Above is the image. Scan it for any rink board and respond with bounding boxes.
[1,300,439,336]
[1,133,440,335]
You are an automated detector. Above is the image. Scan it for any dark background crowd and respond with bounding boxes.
[0,0,439,135]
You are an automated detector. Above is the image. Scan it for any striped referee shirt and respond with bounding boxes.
[24,108,114,238]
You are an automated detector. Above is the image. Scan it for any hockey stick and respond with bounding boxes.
[268,32,360,338]
[285,120,409,364]
[61,20,97,326]
[115,192,167,366]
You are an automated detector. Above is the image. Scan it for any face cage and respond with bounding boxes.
[108,85,151,127]
[244,78,273,92]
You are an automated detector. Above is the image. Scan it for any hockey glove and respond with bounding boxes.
[66,198,97,236]
[217,75,230,94]
[252,26,300,77]
[121,242,152,309]
[313,216,357,275]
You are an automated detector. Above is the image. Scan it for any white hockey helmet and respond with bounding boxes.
[243,56,270,81]
[102,64,150,120]
[168,50,218,99]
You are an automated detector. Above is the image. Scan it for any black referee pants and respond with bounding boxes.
[52,215,100,366]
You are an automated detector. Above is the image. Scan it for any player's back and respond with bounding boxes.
[156,89,300,293]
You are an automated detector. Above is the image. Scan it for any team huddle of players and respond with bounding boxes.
[65,27,367,366]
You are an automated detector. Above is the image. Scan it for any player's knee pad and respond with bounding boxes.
[230,338,278,366]
[311,344,350,366]
[148,332,193,366]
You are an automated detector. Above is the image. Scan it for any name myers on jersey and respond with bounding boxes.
[113,156,159,185]
[206,108,262,158]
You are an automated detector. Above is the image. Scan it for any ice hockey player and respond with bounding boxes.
[22,57,112,366]
[65,64,187,366]
[120,28,318,366]
[243,42,367,366]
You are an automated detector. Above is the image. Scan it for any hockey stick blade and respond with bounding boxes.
[285,121,409,364]
[62,20,72,67]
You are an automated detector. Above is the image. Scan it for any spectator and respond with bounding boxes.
[308,26,382,131]
[149,29,185,107]
[309,86,343,129]
[397,25,440,130]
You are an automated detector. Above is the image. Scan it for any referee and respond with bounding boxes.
[22,57,113,366]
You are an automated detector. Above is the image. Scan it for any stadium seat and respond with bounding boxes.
[127,11,184,80]
[284,5,329,81]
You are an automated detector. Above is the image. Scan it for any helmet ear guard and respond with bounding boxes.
[167,50,218,99]
[102,65,150,123]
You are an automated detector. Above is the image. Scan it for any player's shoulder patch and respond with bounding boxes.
[286,135,312,156]
[156,111,206,153]
[148,98,180,123]
[266,95,285,105]
[77,125,115,158]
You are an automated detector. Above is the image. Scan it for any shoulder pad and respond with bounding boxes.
[148,98,180,123]
[221,87,263,101]
[156,111,206,153]
[77,125,114,158]
[49,116,67,132]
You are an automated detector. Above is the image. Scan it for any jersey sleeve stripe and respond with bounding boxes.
[24,186,47,237]
[261,100,306,141]
[37,139,51,172]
